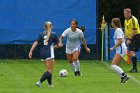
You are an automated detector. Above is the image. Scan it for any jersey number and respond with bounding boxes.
[44,40,48,45]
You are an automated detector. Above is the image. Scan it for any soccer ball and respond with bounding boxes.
[59,69,68,77]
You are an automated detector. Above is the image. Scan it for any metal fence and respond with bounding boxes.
[0,44,98,60]
[0,29,102,60]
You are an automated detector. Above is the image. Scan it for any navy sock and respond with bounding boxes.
[46,71,52,85]
[40,71,48,83]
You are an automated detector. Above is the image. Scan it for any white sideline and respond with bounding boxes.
[101,61,140,85]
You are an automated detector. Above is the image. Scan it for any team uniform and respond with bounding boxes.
[36,31,59,61]
[62,27,84,54]
[124,16,140,52]
[61,27,84,76]
[111,27,129,83]
[114,28,127,58]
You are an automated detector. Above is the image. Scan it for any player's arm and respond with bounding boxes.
[58,35,64,47]
[53,33,61,49]
[124,22,127,39]
[29,33,41,59]
[59,29,68,47]
[29,41,38,59]
[127,28,136,45]
[129,28,137,39]
[127,19,137,45]
[110,38,122,51]
[81,37,90,53]
[129,18,138,39]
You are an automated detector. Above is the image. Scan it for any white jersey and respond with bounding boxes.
[114,28,127,57]
[62,27,84,50]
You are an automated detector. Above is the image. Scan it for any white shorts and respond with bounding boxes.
[41,57,54,62]
[116,50,126,58]
[66,47,81,54]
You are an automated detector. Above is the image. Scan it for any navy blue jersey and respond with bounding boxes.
[36,31,59,59]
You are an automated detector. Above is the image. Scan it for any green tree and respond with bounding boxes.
[97,0,140,27]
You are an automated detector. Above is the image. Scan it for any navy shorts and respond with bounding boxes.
[129,34,140,52]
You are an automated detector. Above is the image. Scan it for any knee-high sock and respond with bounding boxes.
[111,65,124,77]
[46,71,52,85]
[69,62,75,72]
[40,71,52,84]
[74,60,80,71]
[40,71,47,83]
[131,56,137,69]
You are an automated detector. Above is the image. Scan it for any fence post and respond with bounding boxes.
[105,23,109,61]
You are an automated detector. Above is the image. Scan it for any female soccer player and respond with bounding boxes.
[29,21,59,87]
[110,18,129,83]
[59,19,90,76]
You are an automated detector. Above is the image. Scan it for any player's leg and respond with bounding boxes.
[37,59,54,87]
[73,50,81,76]
[45,59,54,87]
[66,48,76,72]
[66,54,75,72]
[129,38,138,73]
[111,54,129,83]
[129,51,138,73]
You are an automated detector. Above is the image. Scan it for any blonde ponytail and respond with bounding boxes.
[44,21,52,45]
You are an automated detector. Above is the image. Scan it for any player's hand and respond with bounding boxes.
[85,47,90,53]
[28,52,32,59]
[58,42,63,47]
[127,39,131,45]
[110,47,114,51]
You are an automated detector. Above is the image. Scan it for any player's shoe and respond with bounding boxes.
[77,71,82,76]
[48,84,54,87]
[129,68,138,73]
[36,81,41,87]
[74,71,77,76]
[74,71,82,76]
[121,75,129,83]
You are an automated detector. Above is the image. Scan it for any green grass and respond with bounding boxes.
[0,59,140,93]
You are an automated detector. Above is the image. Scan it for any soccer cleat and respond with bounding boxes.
[74,71,82,76]
[74,71,77,76]
[77,71,82,76]
[36,81,41,87]
[121,76,129,83]
[48,84,54,87]
[129,69,138,73]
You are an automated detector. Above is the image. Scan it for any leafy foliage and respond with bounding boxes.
[98,0,140,27]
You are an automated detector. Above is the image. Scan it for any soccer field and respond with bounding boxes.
[0,59,140,93]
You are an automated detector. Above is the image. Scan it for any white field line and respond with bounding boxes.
[101,61,140,85]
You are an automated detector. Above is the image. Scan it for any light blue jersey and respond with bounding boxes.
[114,28,127,57]
[62,27,83,53]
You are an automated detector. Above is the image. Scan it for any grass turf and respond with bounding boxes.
[0,59,140,93]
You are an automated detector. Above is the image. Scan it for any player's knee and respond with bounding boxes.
[47,69,53,74]
[67,58,73,63]
[130,51,136,57]
[68,61,73,64]
[46,66,53,73]
[130,53,136,57]
[67,59,73,63]
[73,58,78,61]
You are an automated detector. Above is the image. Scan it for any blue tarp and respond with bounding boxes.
[0,0,96,44]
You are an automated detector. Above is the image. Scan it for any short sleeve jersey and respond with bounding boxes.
[124,16,140,38]
[62,28,84,49]
[114,28,127,53]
